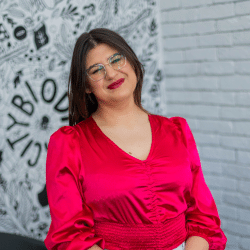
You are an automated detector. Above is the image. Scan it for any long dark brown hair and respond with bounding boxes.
[68,28,150,126]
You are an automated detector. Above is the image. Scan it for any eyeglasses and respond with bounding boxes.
[86,53,126,81]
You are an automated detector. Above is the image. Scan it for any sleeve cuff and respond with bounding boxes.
[65,234,105,250]
[186,233,211,246]
[186,224,214,248]
[45,234,105,250]
[186,224,227,250]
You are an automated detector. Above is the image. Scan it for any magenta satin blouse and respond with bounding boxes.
[44,114,227,250]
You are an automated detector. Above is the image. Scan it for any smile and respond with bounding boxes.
[108,78,125,89]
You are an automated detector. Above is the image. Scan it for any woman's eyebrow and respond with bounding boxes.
[107,52,119,60]
[86,63,100,71]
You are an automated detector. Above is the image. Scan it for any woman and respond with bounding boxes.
[44,28,227,250]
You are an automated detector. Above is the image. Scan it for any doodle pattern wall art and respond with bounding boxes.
[0,0,164,241]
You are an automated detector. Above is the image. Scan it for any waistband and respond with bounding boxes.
[93,213,187,250]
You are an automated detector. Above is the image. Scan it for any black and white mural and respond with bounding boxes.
[0,0,163,242]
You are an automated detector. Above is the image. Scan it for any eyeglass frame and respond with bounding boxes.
[85,53,127,82]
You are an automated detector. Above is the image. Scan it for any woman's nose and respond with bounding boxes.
[105,65,117,80]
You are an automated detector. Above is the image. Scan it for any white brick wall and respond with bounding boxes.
[159,0,250,249]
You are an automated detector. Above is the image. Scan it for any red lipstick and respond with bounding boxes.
[108,78,125,89]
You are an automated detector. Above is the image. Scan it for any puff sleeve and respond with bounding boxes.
[170,117,227,250]
[44,126,105,250]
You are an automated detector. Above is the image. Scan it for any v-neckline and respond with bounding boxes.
[90,113,155,163]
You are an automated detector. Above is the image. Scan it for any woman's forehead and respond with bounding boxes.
[86,44,118,67]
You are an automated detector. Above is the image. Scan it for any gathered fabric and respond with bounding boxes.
[94,212,186,250]
[44,114,227,250]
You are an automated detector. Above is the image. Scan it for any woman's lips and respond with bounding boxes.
[108,78,125,89]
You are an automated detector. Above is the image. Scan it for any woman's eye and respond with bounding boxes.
[111,58,121,64]
[92,67,103,74]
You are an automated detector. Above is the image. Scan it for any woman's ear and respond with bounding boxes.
[85,88,91,94]
[85,82,92,94]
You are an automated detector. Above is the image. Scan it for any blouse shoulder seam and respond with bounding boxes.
[169,116,186,123]
[52,125,77,136]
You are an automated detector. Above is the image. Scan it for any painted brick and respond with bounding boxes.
[209,189,222,204]
[223,192,250,208]
[165,91,201,102]
[225,221,250,237]
[164,51,183,62]
[226,246,238,250]
[165,91,234,105]
[233,31,250,45]
[166,105,217,118]
[221,218,226,229]
[235,61,250,74]
[166,8,198,23]
[222,176,238,191]
[184,48,217,61]
[185,117,199,130]
[240,238,250,249]
[220,135,250,150]
[198,119,233,133]
[162,23,182,37]
[233,121,250,136]
[160,0,180,10]
[217,204,237,220]
[212,0,235,3]
[197,3,234,20]
[235,1,250,15]
[235,93,250,106]
[239,180,250,195]
[206,175,237,191]
[186,91,232,105]
[222,233,239,248]
[222,164,250,180]
[239,208,250,224]
[200,92,234,105]
[163,36,197,49]
[164,77,185,90]
[166,111,183,118]
[218,46,250,60]
[160,2,250,246]
[205,175,223,188]
[183,20,215,35]
[220,106,250,120]
[200,61,234,75]
[202,160,222,174]
[238,150,250,164]
[184,76,219,90]
[163,63,198,76]
[181,0,213,7]
[217,16,250,32]
[197,33,232,47]
[165,108,185,118]
[209,92,235,105]
[200,146,235,161]
[169,104,220,118]
[219,76,250,90]
[209,91,233,104]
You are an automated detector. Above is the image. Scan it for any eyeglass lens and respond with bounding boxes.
[87,53,126,81]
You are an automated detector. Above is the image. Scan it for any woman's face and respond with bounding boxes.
[85,43,138,106]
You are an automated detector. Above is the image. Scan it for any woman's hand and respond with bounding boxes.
[185,236,209,250]
[87,244,103,250]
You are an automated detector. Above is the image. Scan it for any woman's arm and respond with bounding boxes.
[170,117,227,249]
[44,127,105,250]
[87,244,103,250]
[186,236,209,250]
